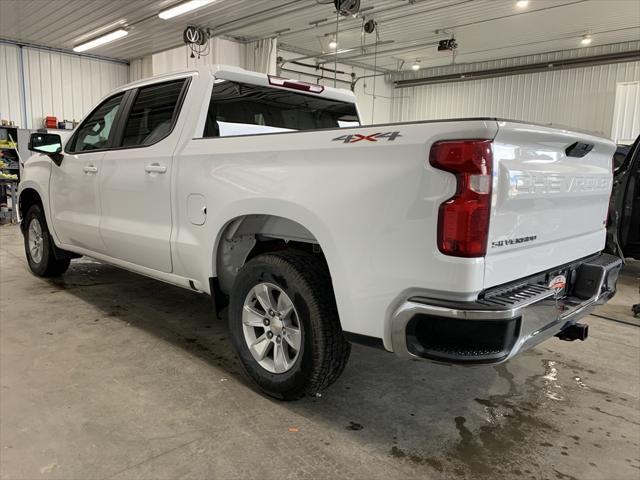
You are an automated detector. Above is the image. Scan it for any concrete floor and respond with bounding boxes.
[1,224,639,480]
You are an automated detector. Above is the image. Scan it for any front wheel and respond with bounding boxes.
[228,250,351,400]
[23,204,70,277]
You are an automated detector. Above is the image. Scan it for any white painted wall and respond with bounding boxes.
[23,48,128,129]
[391,42,640,138]
[0,43,22,127]
[129,56,153,82]
[611,81,640,144]
[149,37,277,77]
[0,42,128,129]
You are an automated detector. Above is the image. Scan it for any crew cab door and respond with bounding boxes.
[51,92,125,252]
[98,78,189,273]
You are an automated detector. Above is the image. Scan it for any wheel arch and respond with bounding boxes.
[213,213,328,295]
[18,185,79,261]
[18,186,44,229]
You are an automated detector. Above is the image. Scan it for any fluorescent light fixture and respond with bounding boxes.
[328,38,338,49]
[73,29,128,52]
[515,0,529,8]
[158,0,215,20]
[412,60,421,71]
[581,34,593,46]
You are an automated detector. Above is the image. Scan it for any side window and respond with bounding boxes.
[120,80,186,147]
[68,93,124,153]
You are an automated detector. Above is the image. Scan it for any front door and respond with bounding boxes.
[98,79,188,273]
[50,93,125,252]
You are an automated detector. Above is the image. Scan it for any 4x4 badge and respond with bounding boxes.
[332,131,401,143]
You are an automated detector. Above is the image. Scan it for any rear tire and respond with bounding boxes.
[228,250,350,400]
[23,204,70,277]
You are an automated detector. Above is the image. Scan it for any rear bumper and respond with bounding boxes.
[389,252,622,364]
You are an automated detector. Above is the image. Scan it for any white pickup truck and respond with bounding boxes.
[20,65,622,399]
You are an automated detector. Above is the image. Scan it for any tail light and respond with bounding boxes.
[429,140,493,257]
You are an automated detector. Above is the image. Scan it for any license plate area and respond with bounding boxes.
[544,268,570,297]
[532,268,571,298]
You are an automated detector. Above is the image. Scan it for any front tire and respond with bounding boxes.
[228,250,351,400]
[23,204,70,277]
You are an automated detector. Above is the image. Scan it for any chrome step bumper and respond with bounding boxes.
[389,253,623,364]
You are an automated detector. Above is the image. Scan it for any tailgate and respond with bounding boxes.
[485,121,616,288]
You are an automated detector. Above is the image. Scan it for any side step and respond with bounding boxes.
[476,283,555,310]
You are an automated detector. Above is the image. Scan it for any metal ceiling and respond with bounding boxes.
[1,0,639,73]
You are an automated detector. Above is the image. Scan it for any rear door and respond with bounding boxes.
[98,78,189,273]
[485,121,616,288]
[617,139,640,258]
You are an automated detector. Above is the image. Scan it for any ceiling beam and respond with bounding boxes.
[278,43,394,73]
[394,49,640,88]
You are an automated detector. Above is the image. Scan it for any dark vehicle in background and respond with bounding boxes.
[613,144,632,171]
[607,137,640,260]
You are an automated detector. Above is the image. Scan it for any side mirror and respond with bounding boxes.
[28,133,63,166]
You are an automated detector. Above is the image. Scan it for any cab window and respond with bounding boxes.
[67,93,124,153]
[203,81,360,137]
[120,80,186,147]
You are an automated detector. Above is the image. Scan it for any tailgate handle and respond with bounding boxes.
[565,141,594,158]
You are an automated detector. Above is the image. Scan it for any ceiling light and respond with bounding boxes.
[328,38,338,49]
[581,34,593,46]
[515,0,529,8]
[412,60,421,71]
[73,29,128,52]
[158,0,216,20]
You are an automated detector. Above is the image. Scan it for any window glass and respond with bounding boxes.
[120,80,186,147]
[68,93,124,152]
[203,81,360,138]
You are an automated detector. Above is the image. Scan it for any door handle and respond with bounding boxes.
[83,165,98,174]
[144,164,167,174]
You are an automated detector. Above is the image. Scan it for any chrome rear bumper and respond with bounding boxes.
[389,253,622,364]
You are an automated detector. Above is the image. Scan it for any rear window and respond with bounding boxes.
[203,80,359,138]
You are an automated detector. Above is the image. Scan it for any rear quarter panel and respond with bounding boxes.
[173,120,498,342]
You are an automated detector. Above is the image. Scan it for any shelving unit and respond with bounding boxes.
[0,126,21,224]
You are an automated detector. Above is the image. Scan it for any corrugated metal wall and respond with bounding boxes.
[152,37,244,76]
[151,38,276,78]
[611,81,640,144]
[0,43,23,127]
[391,42,640,137]
[129,56,154,82]
[0,42,128,129]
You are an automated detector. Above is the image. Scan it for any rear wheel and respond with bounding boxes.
[228,250,350,400]
[23,204,70,277]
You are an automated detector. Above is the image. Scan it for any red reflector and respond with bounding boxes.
[267,75,324,93]
[429,140,493,257]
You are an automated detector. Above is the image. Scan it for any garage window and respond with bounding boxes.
[120,79,187,147]
[203,80,360,137]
